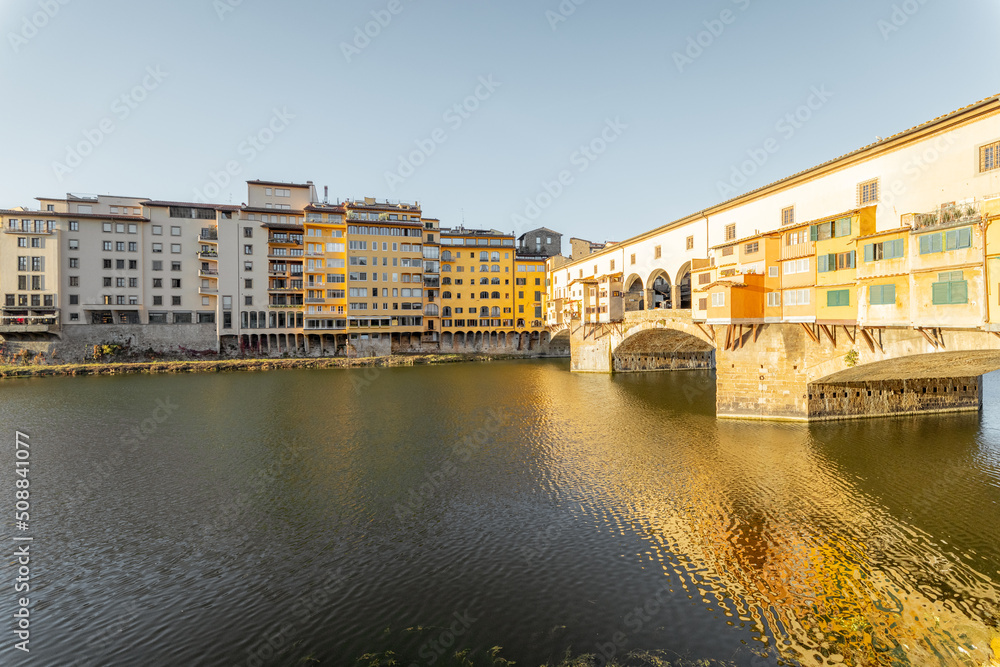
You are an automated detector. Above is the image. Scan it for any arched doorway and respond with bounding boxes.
[648,271,672,309]
[676,263,692,309]
[624,274,644,311]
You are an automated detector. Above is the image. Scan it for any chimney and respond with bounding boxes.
[324,186,329,204]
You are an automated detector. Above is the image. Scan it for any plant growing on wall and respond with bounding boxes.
[845,349,859,367]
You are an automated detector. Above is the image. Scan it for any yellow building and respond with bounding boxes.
[514,255,547,329]
[855,228,910,328]
[813,207,875,325]
[302,204,347,333]
[439,228,515,333]
[777,220,816,324]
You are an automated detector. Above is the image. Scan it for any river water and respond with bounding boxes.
[1,359,998,666]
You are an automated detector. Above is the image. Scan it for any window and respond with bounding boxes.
[932,271,967,305]
[152,261,163,271]
[711,292,725,307]
[69,258,79,268]
[153,296,162,306]
[982,141,1000,172]
[826,289,850,307]
[244,279,253,288]
[103,222,112,232]
[69,295,79,305]
[722,246,733,257]
[810,217,852,241]
[128,223,137,234]
[781,207,795,226]
[244,245,253,255]
[116,278,126,288]
[864,238,905,261]
[116,223,125,233]
[69,221,79,231]
[152,243,163,253]
[171,262,181,271]
[244,261,253,271]
[243,227,253,238]
[817,252,855,272]
[945,227,972,251]
[245,296,253,306]
[768,266,779,278]
[610,260,615,271]
[129,260,137,269]
[171,279,181,288]
[68,240,79,250]
[725,224,736,240]
[686,236,694,250]
[128,242,137,252]
[171,297,183,307]
[784,288,811,306]
[857,179,879,205]
[767,292,781,307]
[69,276,79,287]
[869,284,896,305]
[654,245,661,259]
[17,238,27,248]
[171,244,181,253]
[744,242,759,254]
[171,226,182,236]
[630,253,636,265]
[153,279,163,288]
[103,277,112,287]
[152,225,162,235]
[103,241,113,251]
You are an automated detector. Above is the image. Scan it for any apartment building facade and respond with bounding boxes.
[0,182,553,360]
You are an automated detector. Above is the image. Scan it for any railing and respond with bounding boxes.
[305,298,325,304]
[911,201,983,231]
[199,229,218,241]
[197,251,218,259]
[198,269,219,277]
[0,315,59,327]
[3,227,53,235]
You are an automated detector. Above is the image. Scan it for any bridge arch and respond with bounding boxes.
[611,316,715,373]
[624,273,645,311]
[646,269,672,309]
[675,261,692,309]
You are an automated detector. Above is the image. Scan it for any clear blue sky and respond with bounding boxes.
[1,0,998,245]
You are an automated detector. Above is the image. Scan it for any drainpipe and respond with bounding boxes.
[983,212,991,330]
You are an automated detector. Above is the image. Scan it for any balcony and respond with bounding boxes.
[198,286,218,295]
[199,229,218,242]
[197,251,218,259]
[4,227,53,235]
[911,201,983,231]
[198,268,219,277]
[0,315,59,333]
[305,298,326,304]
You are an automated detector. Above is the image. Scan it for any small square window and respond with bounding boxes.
[857,179,879,206]
[172,296,182,306]
[171,226,181,236]
[152,225,162,235]
[980,141,999,173]
[69,221,79,231]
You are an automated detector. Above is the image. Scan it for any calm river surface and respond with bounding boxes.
[1,359,999,666]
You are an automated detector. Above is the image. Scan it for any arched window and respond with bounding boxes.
[480,278,489,285]
[442,265,452,272]
[479,251,489,261]
[441,251,452,261]
[480,265,489,272]
[480,306,489,315]
[491,265,500,272]
[491,278,500,285]
[480,291,489,299]
[425,304,439,316]
[516,319,525,327]
[442,277,452,285]
[442,306,452,317]
[442,291,452,299]
[491,291,500,299]
[491,252,500,261]
[491,307,500,316]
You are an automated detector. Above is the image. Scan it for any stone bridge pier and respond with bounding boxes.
[571,312,1000,421]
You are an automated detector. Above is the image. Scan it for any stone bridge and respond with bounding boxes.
[570,310,1000,421]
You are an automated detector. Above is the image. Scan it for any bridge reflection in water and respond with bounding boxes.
[602,371,1000,665]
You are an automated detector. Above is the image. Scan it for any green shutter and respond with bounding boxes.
[809,225,818,242]
[835,217,851,237]
[951,280,968,304]
[892,238,905,258]
[864,244,874,262]
[958,227,972,249]
[932,282,949,304]
[932,234,943,253]
[945,229,958,251]
[884,284,896,304]
[919,235,931,254]
[848,251,856,269]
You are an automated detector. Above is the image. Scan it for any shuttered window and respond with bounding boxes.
[826,289,850,307]
[931,271,967,305]
[869,284,896,305]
